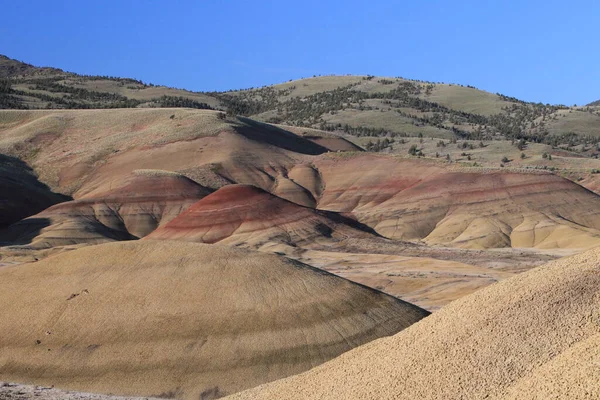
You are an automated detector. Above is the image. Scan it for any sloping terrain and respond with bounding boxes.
[0,170,211,247]
[310,154,600,249]
[0,109,328,197]
[0,241,428,399]
[146,184,373,248]
[292,249,513,311]
[5,55,600,147]
[228,246,600,400]
[0,154,66,228]
[0,55,220,109]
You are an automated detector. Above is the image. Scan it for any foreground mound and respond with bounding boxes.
[0,241,428,399]
[229,246,600,399]
[0,171,211,247]
[147,184,373,249]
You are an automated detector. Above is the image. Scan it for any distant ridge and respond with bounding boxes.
[3,54,600,143]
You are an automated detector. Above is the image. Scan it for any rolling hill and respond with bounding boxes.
[146,184,375,249]
[0,170,211,247]
[0,240,428,399]
[3,55,600,146]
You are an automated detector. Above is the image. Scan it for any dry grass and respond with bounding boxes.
[418,83,513,115]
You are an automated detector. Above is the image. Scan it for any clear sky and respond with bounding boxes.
[1,0,598,105]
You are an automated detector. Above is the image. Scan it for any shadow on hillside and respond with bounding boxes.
[0,217,51,246]
[320,210,383,237]
[235,117,329,155]
[0,154,70,227]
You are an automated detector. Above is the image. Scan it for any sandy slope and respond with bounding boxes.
[0,241,428,399]
[228,246,600,400]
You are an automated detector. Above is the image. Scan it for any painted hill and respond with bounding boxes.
[310,154,600,249]
[0,240,428,399]
[228,245,600,400]
[146,184,374,249]
[0,109,329,197]
[3,108,599,252]
[0,170,211,247]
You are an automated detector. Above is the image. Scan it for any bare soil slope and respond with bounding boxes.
[229,246,600,400]
[146,184,374,249]
[0,170,211,247]
[0,241,428,399]
[311,154,600,249]
[0,109,327,197]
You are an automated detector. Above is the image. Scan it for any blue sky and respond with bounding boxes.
[1,0,598,105]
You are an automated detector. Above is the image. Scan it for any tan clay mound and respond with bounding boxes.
[0,240,429,399]
[0,154,66,228]
[228,245,600,400]
[312,154,600,249]
[0,171,210,247]
[147,184,374,248]
[0,109,328,197]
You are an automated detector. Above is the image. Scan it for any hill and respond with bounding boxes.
[222,75,600,145]
[309,154,600,249]
[0,109,332,196]
[0,240,428,399]
[0,170,211,247]
[146,184,375,248]
[228,245,600,400]
[3,55,600,148]
[0,55,220,110]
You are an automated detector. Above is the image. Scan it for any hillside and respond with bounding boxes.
[0,170,211,247]
[0,55,220,110]
[228,246,600,400]
[3,55,600,148]
[146,184,375,248]
[0,153,66,228]
[310,154,600,249]
[0,109,332,196]
[2,108,599,311]
[0,241,428,399]
[221,75,600,145]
